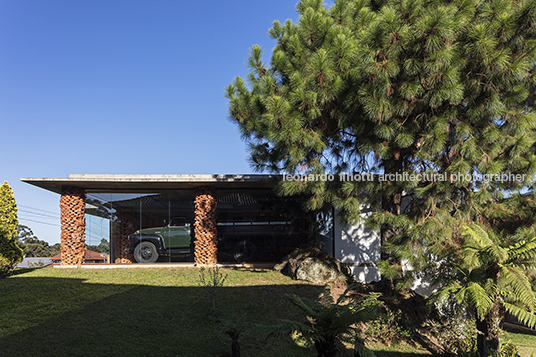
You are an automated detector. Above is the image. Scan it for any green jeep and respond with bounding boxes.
[126,217,259,263]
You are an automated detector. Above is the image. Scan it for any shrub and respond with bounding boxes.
[198,265,228,316]
[362,306,411,346]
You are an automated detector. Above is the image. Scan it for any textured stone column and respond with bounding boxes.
[113,210,133,264]
[60,186,86,265]
[194,186,218,265]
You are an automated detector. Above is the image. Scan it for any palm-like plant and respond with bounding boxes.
[265,285,380,357]
[435,225,536,357]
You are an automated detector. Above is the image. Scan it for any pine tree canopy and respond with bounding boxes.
[228,3,536,351]
[226,0,536,262]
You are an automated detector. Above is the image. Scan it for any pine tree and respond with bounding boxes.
[0,181,24,277]
[227,1,536,355]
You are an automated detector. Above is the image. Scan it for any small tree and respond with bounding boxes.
[0,182,23,277]
[435,225,536,357]
[266,285,380,357]
[198,265,228,316]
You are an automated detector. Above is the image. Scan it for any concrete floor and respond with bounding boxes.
[52,262,276,269]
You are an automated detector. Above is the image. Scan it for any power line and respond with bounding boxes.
[18,204,57,213]
[18,204,59,215]
[18,209,58,219]
[18,217,60,227]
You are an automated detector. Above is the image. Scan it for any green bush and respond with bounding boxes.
[363,306,411,346]
[0,182,23,278]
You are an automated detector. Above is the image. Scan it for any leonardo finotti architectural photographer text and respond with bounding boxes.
[283,172,527,183]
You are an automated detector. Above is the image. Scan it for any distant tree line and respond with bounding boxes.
[16,226,110,257]
[86,238,110,255]
[16,225,60,257]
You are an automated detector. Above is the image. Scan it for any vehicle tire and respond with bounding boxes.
[134,241,159,263]
[233,240,257,263]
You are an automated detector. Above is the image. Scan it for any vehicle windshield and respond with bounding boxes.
[169,217,186,227]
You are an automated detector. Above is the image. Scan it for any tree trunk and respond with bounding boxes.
[314,339,338,357]
[380,153,403,261]
[476,301,501,356]
[231,340,240,357]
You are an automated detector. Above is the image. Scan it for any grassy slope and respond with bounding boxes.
[2,268,319,356]
[0,267,478,356]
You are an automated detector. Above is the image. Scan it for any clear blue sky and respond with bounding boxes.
[0,0,312,245]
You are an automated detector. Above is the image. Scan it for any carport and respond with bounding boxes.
[21,174,381,283]
[21,174,309,265]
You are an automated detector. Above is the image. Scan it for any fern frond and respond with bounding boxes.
[319,286,335,306]
[465,282,494,320]
[482,244,508,264]
[287,293,318,317]
[507,237,536,262]
[483,278,498,296]
[335,283,362,305]
[257,319,313,340]
[462,225,493,248]
[433,280,463,307]
[499,266,536,308]
[502,302,536,329]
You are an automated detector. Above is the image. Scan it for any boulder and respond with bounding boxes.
[274,248,353,285]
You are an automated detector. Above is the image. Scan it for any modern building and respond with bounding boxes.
[21,174,380,282]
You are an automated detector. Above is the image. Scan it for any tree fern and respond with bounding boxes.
[434,224,536,356]
[262,285,381,357]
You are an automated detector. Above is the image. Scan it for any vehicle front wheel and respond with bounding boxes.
[233,240,257,263]
[134,242,159,263]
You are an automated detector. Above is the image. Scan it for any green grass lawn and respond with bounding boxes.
[1,267,530,356]
[505,325,536,357]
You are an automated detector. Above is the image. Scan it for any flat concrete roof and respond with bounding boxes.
[21,174,281,194]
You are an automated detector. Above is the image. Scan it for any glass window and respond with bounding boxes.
[84,188,313,264]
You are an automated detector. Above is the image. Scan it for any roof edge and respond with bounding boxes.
[21,174,282,194]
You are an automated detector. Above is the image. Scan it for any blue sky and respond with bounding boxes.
[0,0,310,244]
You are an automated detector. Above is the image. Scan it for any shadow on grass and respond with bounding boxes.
[372,352,431,357]
[0,274,321,357]
[10,267,40,276]
[504,324,536,336]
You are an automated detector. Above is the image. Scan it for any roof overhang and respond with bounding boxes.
[21,174,281,194]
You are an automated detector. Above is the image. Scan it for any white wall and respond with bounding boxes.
[334,206,381,283]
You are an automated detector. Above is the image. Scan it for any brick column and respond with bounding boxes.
[60,186,86,265]
[113,210,133,263]
[194,186,218,265]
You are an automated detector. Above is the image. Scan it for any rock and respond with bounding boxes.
[275,247,352,285]
[295,257,342,284]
